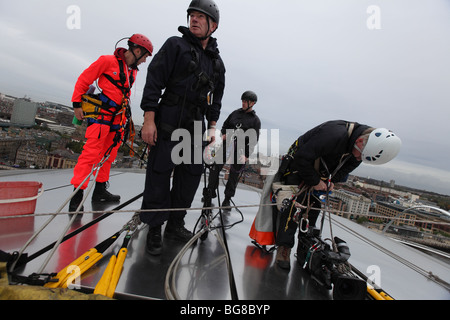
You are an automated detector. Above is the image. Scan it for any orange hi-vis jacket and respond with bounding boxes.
[72,48,137,125]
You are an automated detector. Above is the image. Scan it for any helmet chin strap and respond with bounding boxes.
[354,142,364,154]
[115,37,147,70]
[198,19,211,40]
[188,15,216,41]
[242,100,256,112]
[129,47,148,70]
[242,101,251,111]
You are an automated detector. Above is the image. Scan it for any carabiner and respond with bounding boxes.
[299,217,309,233]
[207,91,214,106]
[292,207,301,223]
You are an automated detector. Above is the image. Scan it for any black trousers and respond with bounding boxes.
[207,143,244,199]
[140,138,203,229]
[207,162,244,199]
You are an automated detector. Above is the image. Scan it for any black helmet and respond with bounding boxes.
[188,0,220,25]
[241,90,258,102]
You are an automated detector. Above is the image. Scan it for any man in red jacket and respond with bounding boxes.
[69,34,153,212]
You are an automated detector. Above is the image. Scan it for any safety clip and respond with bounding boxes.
[207,91,214,106]
[299,217,309,233]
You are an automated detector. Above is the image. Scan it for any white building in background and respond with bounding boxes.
[11,99,38,127]
[46,123,76,135]
[332,189,371,216]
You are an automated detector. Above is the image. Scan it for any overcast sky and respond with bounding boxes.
[0,0,449,195]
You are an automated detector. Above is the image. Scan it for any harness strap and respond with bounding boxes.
[346,122,355,137]
[83,93,124,130]
[92,57,135,155]
[163,43,221,117]
[86,118,121,131]
[160,91,200,111]
[103,57,134,99]
[283,121,356,179]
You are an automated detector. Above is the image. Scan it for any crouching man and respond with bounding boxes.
[250,120,401,270]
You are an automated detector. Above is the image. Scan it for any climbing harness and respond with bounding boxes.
[84,53,136,157]
[81,94,108,120]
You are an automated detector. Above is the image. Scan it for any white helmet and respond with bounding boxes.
[362,128,401,165]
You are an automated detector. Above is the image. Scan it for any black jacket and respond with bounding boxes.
[222,108,261,158]
[140,26,226,134]
[288,120,371,186]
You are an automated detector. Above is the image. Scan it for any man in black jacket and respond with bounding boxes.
[207,91,261,209]
[272,120,401,269]
[140,0,225,255]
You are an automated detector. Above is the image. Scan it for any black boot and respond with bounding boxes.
[146,225,162,256]
[164,225,193,242]
[276,246,291,270]
[92,182,120,202]
[221,196,231,211]
[69,188,84,212]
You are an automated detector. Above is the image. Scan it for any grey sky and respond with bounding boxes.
[0,0,449,195]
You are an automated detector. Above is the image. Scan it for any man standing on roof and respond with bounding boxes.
[207,90,261,209]
[139,0,225,255]
[69,34,153,212]
[249,120,401,270]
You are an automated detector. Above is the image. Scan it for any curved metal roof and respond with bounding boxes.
[1,169,449,300]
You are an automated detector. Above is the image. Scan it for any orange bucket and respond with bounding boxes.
[0,181,43,216]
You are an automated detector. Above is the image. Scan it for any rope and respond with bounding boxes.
[37,162,103,273]
[330,215,450,291]
[165,167,243,300]
[7,158,108,273]
[215,187,239,300]
[18,193,143,270]
[2,202,450,226]
[0,203,275,220]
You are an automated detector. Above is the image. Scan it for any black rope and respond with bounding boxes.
[216,189,239,300]
[13,193,143,270]
[195,165,239,300]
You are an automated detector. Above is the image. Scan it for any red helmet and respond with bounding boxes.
[128,34,153,56]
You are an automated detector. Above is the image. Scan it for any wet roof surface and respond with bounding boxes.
[1,169,449,300]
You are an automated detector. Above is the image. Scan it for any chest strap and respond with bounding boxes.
[103,57,134,99]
